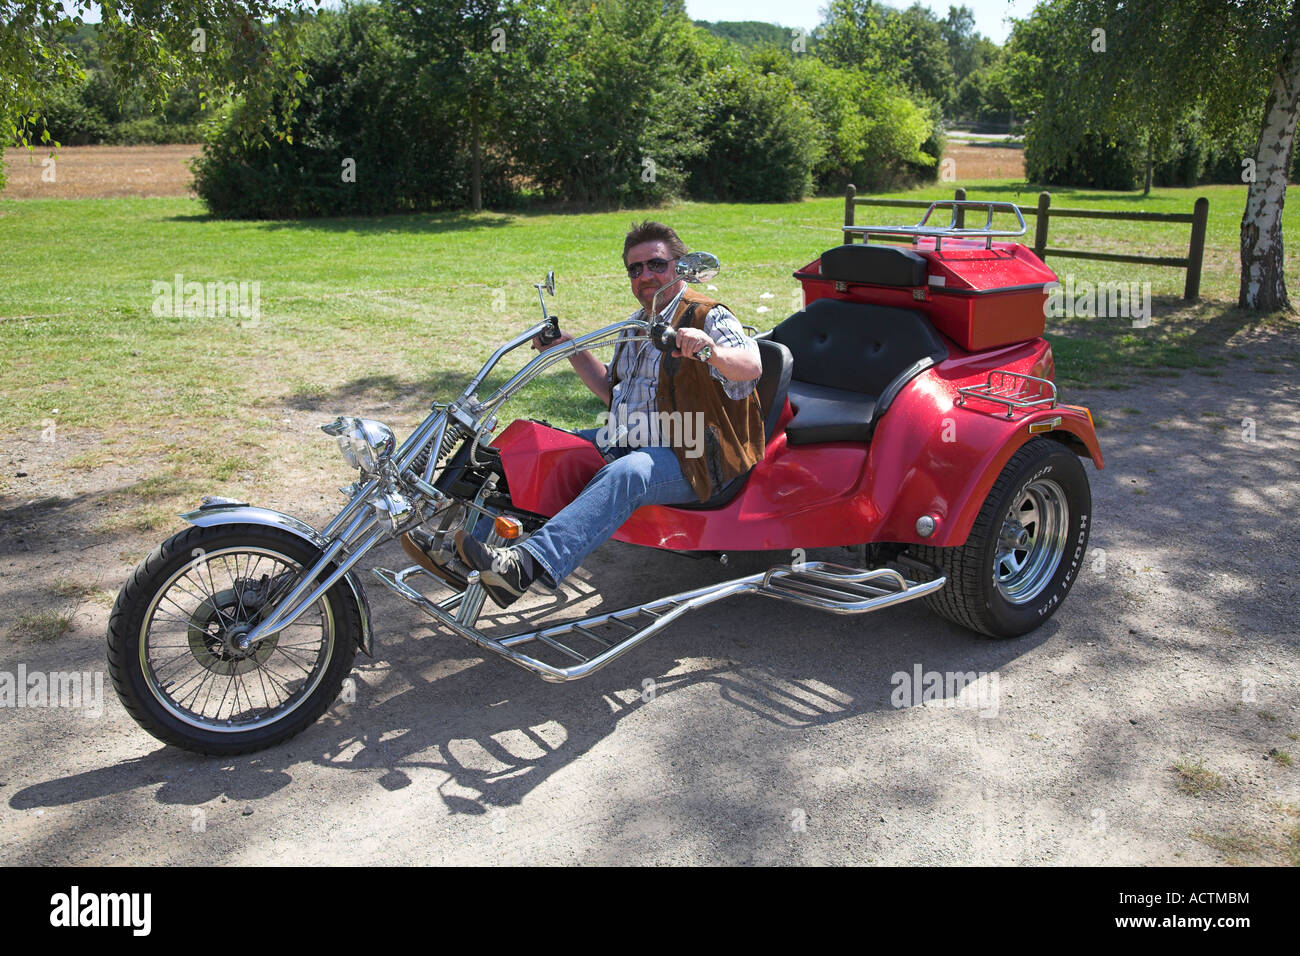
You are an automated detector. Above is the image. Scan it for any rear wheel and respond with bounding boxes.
[107,524,360,755]
[912,438,1091,638]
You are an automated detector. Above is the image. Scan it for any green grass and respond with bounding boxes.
[9,611,74,642]
[1171,758,1225,796]
[1190,828,1260,859]
[0,183,1295,472]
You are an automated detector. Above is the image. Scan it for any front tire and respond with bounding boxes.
[912,438,1091,638]
[107,523,360,755]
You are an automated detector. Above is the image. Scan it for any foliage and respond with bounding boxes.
[693,19,799,51]
[506,0,707,206]
[194,4,479,217]
[1009,0,1294,187]
[815,0,962,112]
[685,64,822,202]
[1,1,320,190]
[754,50,938,193]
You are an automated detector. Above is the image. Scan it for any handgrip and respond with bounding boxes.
[651,323,712,362]
[539,316,561,346]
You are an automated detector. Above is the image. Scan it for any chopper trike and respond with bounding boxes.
[107,200,1103,754]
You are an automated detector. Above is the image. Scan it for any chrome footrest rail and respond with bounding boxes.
[372,560,946,683]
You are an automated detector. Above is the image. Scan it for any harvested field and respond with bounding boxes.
[1,142,1022,201]
[943,142,1026,181]
[0,144,201,199]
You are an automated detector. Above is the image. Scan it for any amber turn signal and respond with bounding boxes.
[493,515,523,540]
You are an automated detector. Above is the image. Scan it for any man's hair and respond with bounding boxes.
[623,220,688,264]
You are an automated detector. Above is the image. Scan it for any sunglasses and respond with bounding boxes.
[626,257,674,279]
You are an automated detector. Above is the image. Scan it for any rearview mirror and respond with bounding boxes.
[676,252,719,284]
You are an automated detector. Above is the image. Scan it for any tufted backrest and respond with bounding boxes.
[768,298,947,396]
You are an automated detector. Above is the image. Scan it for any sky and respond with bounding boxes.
[685,0,1040,44]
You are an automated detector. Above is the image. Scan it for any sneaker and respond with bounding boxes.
[401,528,469,590]
[454,530,538,609]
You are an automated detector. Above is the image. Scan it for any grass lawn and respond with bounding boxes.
[1,181,1296,525]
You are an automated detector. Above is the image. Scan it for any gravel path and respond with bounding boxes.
[1,330,1297,865]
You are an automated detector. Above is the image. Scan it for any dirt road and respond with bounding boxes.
[1,322,1296,865]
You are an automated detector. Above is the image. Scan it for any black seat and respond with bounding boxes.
[768,297,947,445]
[818,243,929,287]
[782,382,876,444]
[755,338,793,445]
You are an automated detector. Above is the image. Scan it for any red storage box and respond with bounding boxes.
[795,239,1056,352]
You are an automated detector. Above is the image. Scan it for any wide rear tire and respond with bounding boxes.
[911,438,1091,638]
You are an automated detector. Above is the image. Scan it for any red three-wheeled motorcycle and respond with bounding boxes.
[108,201,1102,754]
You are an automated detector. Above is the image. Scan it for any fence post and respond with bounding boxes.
[954,187,966,229]
[844,184,857,244]
[1184,196,1209,301]
[1034,192,1051,260]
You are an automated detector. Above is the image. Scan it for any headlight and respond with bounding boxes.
[321,416,396,475]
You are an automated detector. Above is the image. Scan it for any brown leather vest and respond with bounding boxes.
[610,286,765,503]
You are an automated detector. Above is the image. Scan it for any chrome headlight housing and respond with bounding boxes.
[321,416,396,475]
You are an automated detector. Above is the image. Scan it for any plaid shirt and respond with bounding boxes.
[606,287,759,447]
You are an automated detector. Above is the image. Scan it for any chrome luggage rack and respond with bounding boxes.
[844,200,1027,251]
[956,371,1058,419]
[372,560,946,682]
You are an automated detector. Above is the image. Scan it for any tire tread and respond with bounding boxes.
[106,524,359,755]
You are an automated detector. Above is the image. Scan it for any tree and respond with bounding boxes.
[940,5,981,80]
[507,0,706,206]
[891,3,956,110]
[815,0,899,74]
[1009,0,1299,312]
[387,0,567,212]
[1,1,318,188]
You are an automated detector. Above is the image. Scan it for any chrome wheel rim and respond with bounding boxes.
[993,478,1069,604]
[139,546,335,733]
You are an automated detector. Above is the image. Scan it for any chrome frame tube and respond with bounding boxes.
[418,413,449,483]
[242,523,384,647]
[371,559,945,683]
[394,408,448,473]
[320,478,380,539]
[474,318,652,419]
[461,320,553,399]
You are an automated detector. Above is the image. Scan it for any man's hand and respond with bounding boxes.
[532,330,573,351]
[674,326,762,383]
[671,326,714,362]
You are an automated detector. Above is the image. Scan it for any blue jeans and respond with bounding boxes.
[518,428,696,587]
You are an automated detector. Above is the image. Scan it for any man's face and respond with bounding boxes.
[625,239,681,314]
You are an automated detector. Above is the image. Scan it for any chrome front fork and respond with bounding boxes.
[238,506,383,651]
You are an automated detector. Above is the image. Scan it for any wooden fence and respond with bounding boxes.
[843,185,1211,300]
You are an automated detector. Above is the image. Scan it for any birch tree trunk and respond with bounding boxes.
[1240,18,1300,312]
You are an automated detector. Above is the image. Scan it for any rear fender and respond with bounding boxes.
[868,389,1103,547]
[178,502,374,657]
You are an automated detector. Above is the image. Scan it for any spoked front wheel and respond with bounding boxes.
[107,524,360,755]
